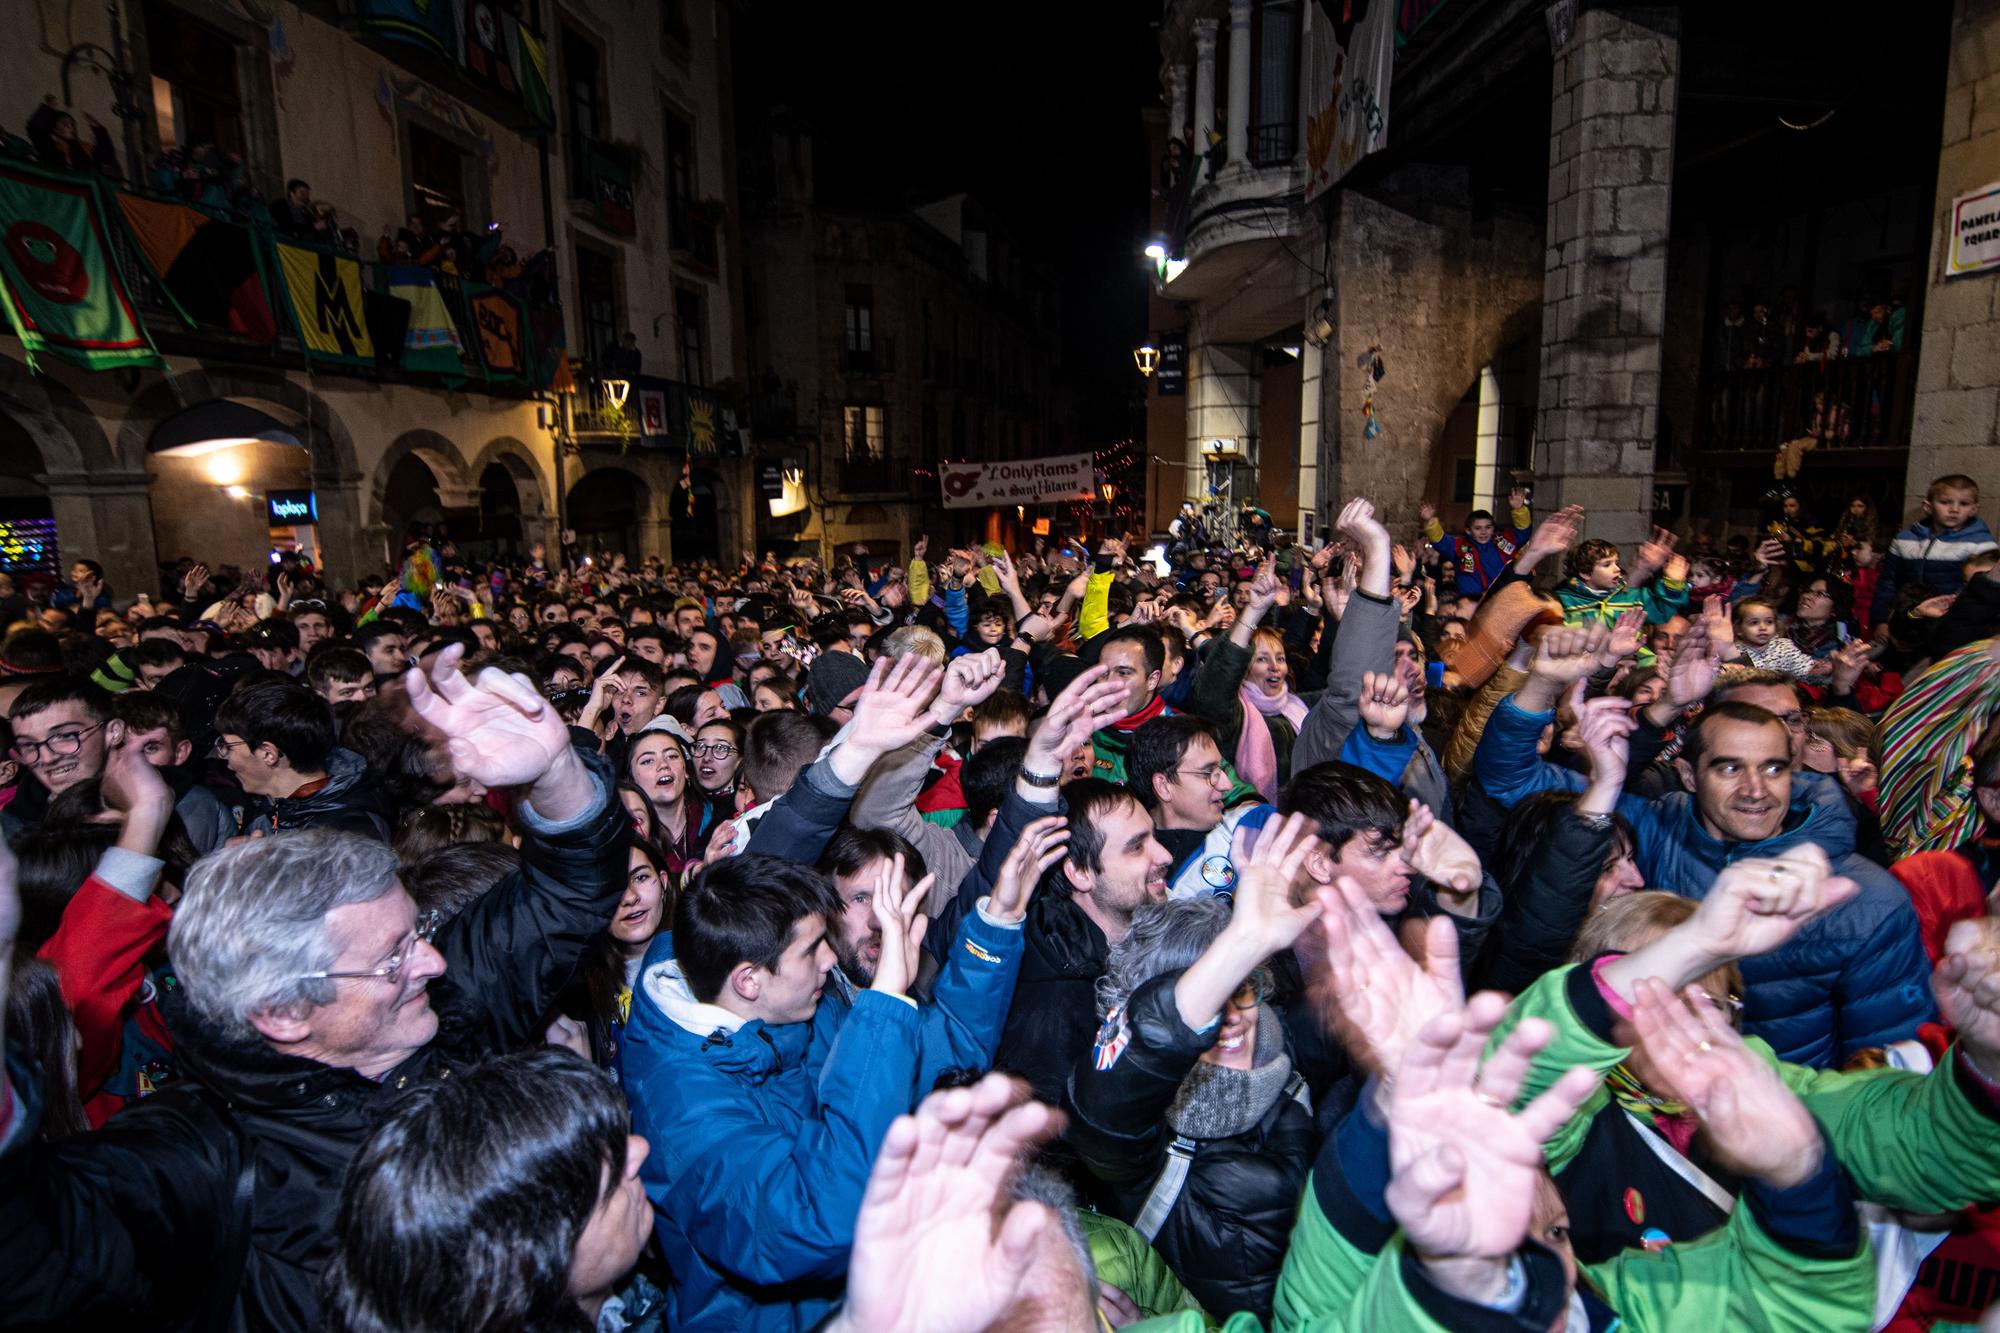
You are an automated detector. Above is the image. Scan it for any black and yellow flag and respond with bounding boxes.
[274,242,374,366]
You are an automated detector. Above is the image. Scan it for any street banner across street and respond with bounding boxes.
[940,452,1096,509]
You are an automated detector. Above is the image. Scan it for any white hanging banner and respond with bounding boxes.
[1302,0,1394,204]
[939,453,1097,509]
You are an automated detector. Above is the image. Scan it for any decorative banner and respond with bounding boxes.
[1156,330,1187,397]
[1301,0,1393,204]
[940,453,1097,510]
[273,242,375,365]
[354,0,456,59]
[114,193,276,341]
[0,162,161,371]
[515,23,556,136]
[467,284,527,379]
[1948,182,2000,278]
[639,387,668,436]
[588,142,637,236]
[462,0,519,97]
[382,264,463,374]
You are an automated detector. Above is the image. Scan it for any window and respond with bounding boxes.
[843,405,886,461]
[665,108,694,246]
[407,123,470,234]
[676,285,707,387]
[146,2,244,156]
[575,243,619,366]
[844,285,874,370]
[561,23,603,197]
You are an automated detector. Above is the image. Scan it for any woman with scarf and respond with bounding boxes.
[1190,557,1317,802]
[1064,815,1324,1321]
[625,717,717,884]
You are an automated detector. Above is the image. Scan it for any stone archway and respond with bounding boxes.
[466,435,555,551]
[568,464,654,560]
[369,429,478,527]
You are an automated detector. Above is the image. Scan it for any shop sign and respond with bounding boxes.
[267,490,317,525]
[1949,182,2000,278]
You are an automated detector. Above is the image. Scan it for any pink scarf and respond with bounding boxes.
[1236,682,1310,802]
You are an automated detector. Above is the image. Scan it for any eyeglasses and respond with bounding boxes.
[1174,764,1229,787]
[691,741,739,759]
[211,736,249,758]
[1771,710,1807,732]
[1230,967,1274,1010]
[290,599,328,613]
[300,910,442,982]
[12,723,102,764]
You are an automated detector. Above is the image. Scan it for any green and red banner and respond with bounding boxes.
[0,162,161,371]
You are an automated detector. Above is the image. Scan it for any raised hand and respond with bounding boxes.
[1387,994,1604,1261]
[1938,918,2000,1082]
[1828,639,1872,696]
[1630,979,1823,1187]
[1634,525,1678,575]
[1753,538,1788,570]
[1518,505,1583,570]
[1506,485,1530,512]
[1416,500,1437,524]
[1524,624,1607,707]
[1390,543,1416,585]
[928,648,1005,728]
[1227,812,1326,955]
[1398,799,1480,897]
[833,1075,1059,1333]
[988,816,1069,924]
[405,644,578,804]
[100,732,176,856]
[1247,557,1282,614]
[180,562,210,601]
[1569,680,1636,794]
[1314,877,1465,1077]
[913,535,930,562]
[1025,665,1129,775]
[1357,670,1410,738]
[1663,553,1690,584]
[869,853,933,999]
[1601,608,1643,668]
[838,655,947,773]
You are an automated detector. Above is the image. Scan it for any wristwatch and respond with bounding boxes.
[1020,767,1064,788]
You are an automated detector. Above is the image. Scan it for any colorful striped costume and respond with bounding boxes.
[1877,639,2000,860]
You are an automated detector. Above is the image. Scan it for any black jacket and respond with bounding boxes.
[0,749,626,1332]
[246,747,395,842]
[1065,971,1317,1320]
[1478,808,1613,995]
[984,889,1109,1105]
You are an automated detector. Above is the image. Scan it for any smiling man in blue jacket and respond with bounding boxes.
[1473,680,1934,1069]
[619,849,1027,1333]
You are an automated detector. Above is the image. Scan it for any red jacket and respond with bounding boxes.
[36,876,174,1127]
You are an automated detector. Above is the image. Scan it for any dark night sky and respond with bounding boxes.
[733,0,1161,441]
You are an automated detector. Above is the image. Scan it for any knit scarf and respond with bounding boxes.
[1236,683,1309,803]
[1165,1005,1292,1140]
[1605,1062,1699,1153]
[1106,694,1168,734]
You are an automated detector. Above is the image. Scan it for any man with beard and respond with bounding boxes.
[1473,633,1934,1069]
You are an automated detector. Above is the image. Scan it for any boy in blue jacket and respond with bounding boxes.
[1875,474,1998,623]
[620,845,1032,1333]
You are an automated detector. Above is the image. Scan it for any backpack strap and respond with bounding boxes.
[1132,1134,1199,1242]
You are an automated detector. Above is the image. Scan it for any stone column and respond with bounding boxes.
[1166,64,1190,139]
[41,470,157,605]
[1534,6,1679,550]
[1906,0,2000,517]
[309,473,375,592]
[1226,0,1253,168]
[1193,20,1220,161]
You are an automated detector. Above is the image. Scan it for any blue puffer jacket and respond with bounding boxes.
[621,908,1023,1333]
[1875,515,1999,620]
[1473,696,1936,1068]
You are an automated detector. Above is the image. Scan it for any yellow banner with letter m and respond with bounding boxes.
[274,242,375,366]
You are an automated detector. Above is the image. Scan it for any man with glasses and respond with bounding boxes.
[2,676,111,837]
[1127,713,1274,901]
[0,645,626,1331]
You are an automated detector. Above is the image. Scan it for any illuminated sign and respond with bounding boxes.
[266,490,317,525]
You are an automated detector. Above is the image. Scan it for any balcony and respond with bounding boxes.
[671,200,721,277]
[571,372,745,455]
[1688,351,1917,470]
[1160,154,1307,316]
[834,453,918,497]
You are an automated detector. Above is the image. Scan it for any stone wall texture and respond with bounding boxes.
[1908,0,2000,518]
[1534,5,1680,549]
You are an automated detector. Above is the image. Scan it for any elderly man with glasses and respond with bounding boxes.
[0,645,626,1332]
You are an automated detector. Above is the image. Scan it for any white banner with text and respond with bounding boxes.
[939,453,1097,509]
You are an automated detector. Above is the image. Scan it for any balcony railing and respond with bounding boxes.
[571,371,746,455]
[836,453,915,495]
[1693,351,1917,462]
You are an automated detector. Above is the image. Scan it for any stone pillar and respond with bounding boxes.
[1907,0,2000,518]
[41,471,157,606]
[1297,340,1322,534]
[1534,6,1679,550]
[308,474,375,592]
[1193,20,1219,161]
[1166,64,1190,139]
[1226,0,1253,168]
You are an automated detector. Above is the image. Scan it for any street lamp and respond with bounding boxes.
[603,378,631,409]
[1101,482,1118,504]
[1143,241,1168,263]
[1132,345,1159,377]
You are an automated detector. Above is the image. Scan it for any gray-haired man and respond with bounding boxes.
[0,645,626,1331]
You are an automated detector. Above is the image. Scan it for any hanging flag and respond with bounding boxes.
[1301,0,1394,203]
[516,23,556,136]
[588,141,637,236]
[382,264,462,374]
[354,0,456,60]
[463,0,520,97]
[273,241,375,366]
[0,162,161,371]
[466,283,527,380]
[113,193,276,342]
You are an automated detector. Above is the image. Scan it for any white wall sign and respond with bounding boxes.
[1948,182,2000,278]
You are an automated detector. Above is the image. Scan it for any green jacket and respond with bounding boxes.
[1495,963,2000,1214]
[1555,576,1689,664]
[1080,1211,1211,1326]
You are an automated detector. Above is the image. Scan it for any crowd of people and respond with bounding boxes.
[1,475,1998,1332]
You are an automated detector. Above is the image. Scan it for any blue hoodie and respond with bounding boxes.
[621,906,1024,1333]
[1874,515,1998,621]
[1472,696,1935,1068]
